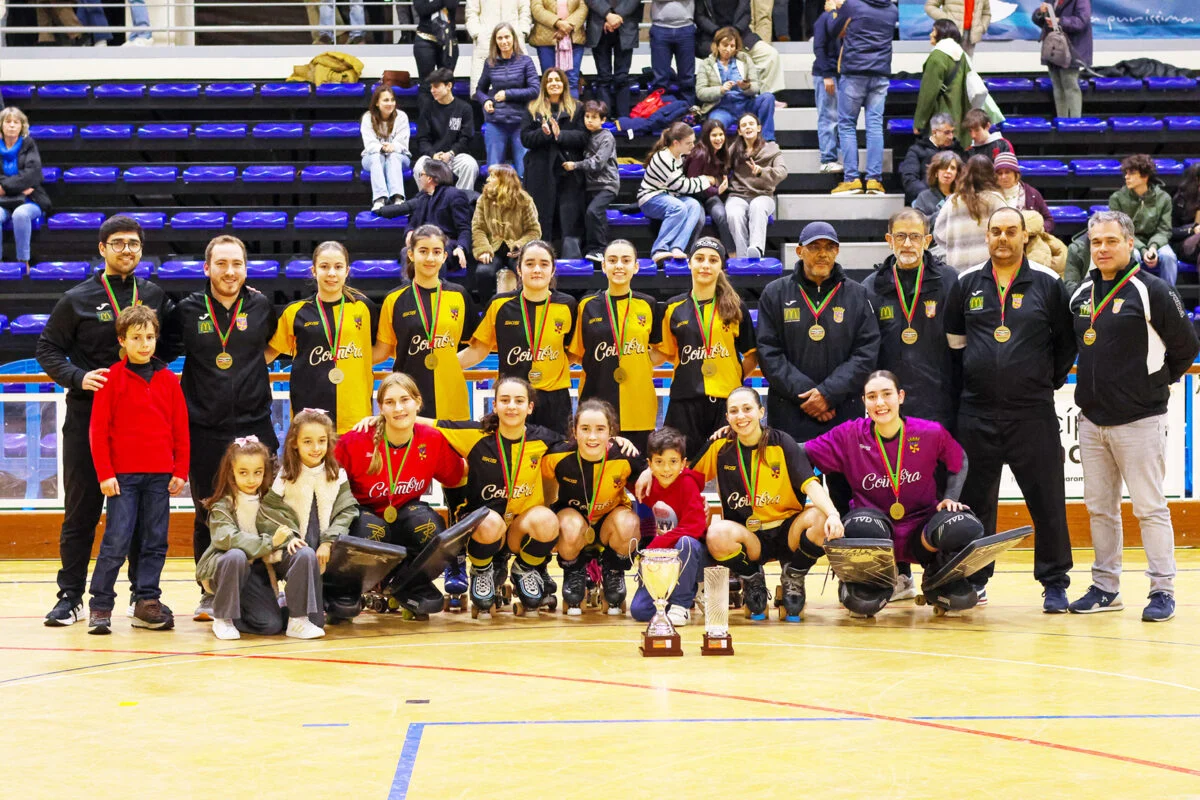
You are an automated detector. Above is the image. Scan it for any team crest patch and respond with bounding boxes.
[198,318,215,334]
[637,315,646,325]
[768,461,780,478]
[417,443,427,460]
[530,455,540,465]
[879,305,894,321]
[236,314,248,331]
[97,304,114,323]
[1079,301,1092,317]
[1112,298,1125,313]
[969,296,984,311]
[907,437,920,454]
[924,299,937,318]
[612,476,623,488]
[832,307,845,324]
[554,320,564,332]
[1012,294,1024,309]
[450,307,460,320]
[784,308,801,322]
[354,315,363,330]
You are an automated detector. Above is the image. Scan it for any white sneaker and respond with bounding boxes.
[94,39,108,48]
[667,605,690,627]
[123,36,153,47]
[212,618,241,640]
[819,162,844,174]
[371,198,386,212]
[891,574,917,601]
[286,617,326,639]
[127,603,135,618]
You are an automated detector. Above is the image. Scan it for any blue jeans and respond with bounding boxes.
[319,0,364,38]
[631,537,704,622]
[707,92,777,141]
[76,0,113,43]
[649,24,696,105]
[128,0,151,39]
[615,99,690,137]
[814,76,839,164]
[362,151,410,201]
[1137,244,1179,286]
[642,193,704,255]
[837,73,889,182]
[483,121,527,180]
[0,202,43,261]
[88,473,171,611]
[536,45,586,98]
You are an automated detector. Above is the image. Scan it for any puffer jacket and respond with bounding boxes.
[924,0,991,45]
[529,0,588,46]
[832,0,898,77]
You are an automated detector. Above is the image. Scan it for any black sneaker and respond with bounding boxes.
[131,599,175,630]
[88,609,112,635]
[44,597,83,627]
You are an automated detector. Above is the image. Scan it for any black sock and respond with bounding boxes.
[791,535,825,570]
[467,537,504,568]
[518,534,557,568]
[717,546,758,578]
[601,546,633,572]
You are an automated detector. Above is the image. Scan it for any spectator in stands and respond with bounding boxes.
[475,22,541,180]
[586,0,643,119]
[1171,162,1200,268]
[414,69,480,193]
[1107,154,1178,286]
[34,0,86,46]
[726,113,787,259]
[1032,0,1092,119]
[811,0,844,174]
[76,0,113,46]
[913,21,971,148]
[695,27,777,142]
[361,85,411,211]
[404,159,473,275]
[466,0,532,91]
[413,0,459,79]
[639,121,716,264]
[472,164,542,297]
[563,100,620,262]
[993,152,1053,233]
[923,0,989,57]
[965,108,1014,162]
[649,0,697,106]
[521,68,589,259]
[933,154,1010,271]
[829,0,897,196]
[530,0,588,98]
[1022,209,1067,274]
[318,0,364,44]
[684,119,735,254]
[0,108,50,266]
[913,149,962,226]
[900,112,961,203]
[122,0,154,46]
[696,0,786,99]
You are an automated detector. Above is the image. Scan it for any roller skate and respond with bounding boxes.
[728,574,743,609]
[442,553,468,613]
[537,562,558,612]
[560,558,588,617]
[774,566,808,622]
[493,552,514,606]
[468,562,498,619]
[510,560,546,616]
[584,556,603,609]
[741,569,769,621]
[394,575,443,620]
[362,588,392,614]
[600,565,627,616]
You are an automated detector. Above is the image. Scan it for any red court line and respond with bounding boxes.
[4,645,1200,778]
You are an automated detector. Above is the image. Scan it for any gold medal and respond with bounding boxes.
[701,362,716,377]
[1082,327,1097,346]
[900,327,919,345]
[328,367,345,384]
[746,517,762,532]
[528,369,542,383]
[613,366,628,384]
[889,502,905,520]
[424,352,438,369]
[503,511,516,525]
[993,325,1011,343]
[215,352,233,370]
[808,324,826,342]
[584,525,596,544]
[383,506,398,524]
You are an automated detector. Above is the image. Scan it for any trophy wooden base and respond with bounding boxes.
[701,632,735,655]
[640,632,683,657]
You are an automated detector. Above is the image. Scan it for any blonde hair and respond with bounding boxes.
[367,374,425,474]
[527,68,578,122]
[0,107,30,138]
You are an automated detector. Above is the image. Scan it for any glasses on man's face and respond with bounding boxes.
[890,232,926,244]
[932,128,955,139]
[106,240,142,253]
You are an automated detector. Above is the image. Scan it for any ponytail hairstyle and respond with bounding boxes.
[203,436,274,510]
[864,369,902,393]
[312,240,367,302]
[480,376,535,434]
[691,239,744,327]
[405,224,450,281]
[367,373,426,474]
[281,408,340,483]
[516,239,558,292]
[726,386,770,462]
[569,398,621,444]
[645,121,695,164]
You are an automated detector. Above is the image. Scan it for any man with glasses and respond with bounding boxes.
[899,112,963,204]
[36,215,179,627]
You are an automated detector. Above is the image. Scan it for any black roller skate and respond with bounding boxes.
[468,562,497,619]
[538,562,558,612]
[774,565,808,622]
[442,553,468,613]
[601,565,627,616]
[560,557,588,617]
[510,560,546,616]
[728,574,743,609]
[741,569,769,621]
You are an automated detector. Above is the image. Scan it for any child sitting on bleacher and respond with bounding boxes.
[563,100,620,263]
[964,108,1015,163]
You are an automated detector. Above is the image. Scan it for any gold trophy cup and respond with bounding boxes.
[638,548,684,657]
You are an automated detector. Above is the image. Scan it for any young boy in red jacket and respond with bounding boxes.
[630,427,708,626]
[87,305,190,634]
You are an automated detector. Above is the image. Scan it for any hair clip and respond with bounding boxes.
[299,407,329,417]
[234,435,260,447]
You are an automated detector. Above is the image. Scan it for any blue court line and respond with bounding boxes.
[302,723,350,728]
[388,723,426,800]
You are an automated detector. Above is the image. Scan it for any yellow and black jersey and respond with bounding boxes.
[471,291,577,392]
[541,442,647,521]
[569,291,662,433]
[658,294,756,401]
[378,280,478,421]
[693,428,817,529]
[269,294,378,434]
[437,421,564,518]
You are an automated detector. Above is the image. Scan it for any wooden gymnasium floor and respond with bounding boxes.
[3,549,1200,799]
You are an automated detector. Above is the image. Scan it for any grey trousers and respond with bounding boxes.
[1049,66,1083,119]
[726,195,776,258]
[212,548,324,633]
[414,154,480,192]
[1079,413,1176,596]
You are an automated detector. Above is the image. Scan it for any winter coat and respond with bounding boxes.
[1108,183,1174,252]
[405,184,475,255]
[414,0,459,38]
[472,190,542,258]
[520,102,589,235]
[695,51,761,115]
[695,0,758,54]
[831,0,898,77]
[924,0,991,45]
[913,38,970,146]
[684,146,729,199]
[360,110,411,159]
[1022,209,1067,275]
[811,9,842,79]
[258,470,359,548]
[575,128,620,195]
[0,137,51,213]
[529,0,588,47]
[898,136,964,202]
[1032,0,1092,68]
[727,140,787,199]
[933,189,1011,271]
[474,54,541,128]
[466,0,532,43]
[966,131,1014,162]
[195,495,279,584]
[584,0,643,50]
[914,187,950,224]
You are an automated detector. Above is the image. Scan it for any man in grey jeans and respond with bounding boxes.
[1067,210,1199,622]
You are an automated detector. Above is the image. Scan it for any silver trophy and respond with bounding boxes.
[638,548,683,657]
[702,566,734,655]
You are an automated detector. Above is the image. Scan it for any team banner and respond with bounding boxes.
[899,0,1200,40]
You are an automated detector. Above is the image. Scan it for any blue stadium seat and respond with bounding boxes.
[1146,76,1196,91]
[64,166,119,183]
[887,118,915,135]
[294,211,349,229]
[133,260,153,277]
[556,259,594,276]
[1001,117,1053,132]
[617,163,646,178]
[1037,76,1087,93]
[40,84,90,99]
[350,260,402,278]
[1,214,42,233]
[10,314,50,335]
[636,258,657,272]
[1018,159,1068,176]
[242,165,295,182]
[183,165,237,182]
[984,77,1035,92]
[355,211,407,229]
[0,262,25,279]
[607,208,646,226]
[94,83,145,99]
[316,83,365,97]
[301,165,354,181]
[29,125,76,140]
[446,264,468,281]
[1154,158,1184,175]
[29,261,89,280]
[47,213,104,230]
[727,257,783,277]
[205,82,255,98]
[1055,117,1107,132]
[158,260,206,278]
[1089,204,1111,215]
[247,260,280,278]
[1072,159,1122,175]
[260,83,311,98]
[749,309,758,325]
[171,211,228,229]
[138,123,190,139]
[195,123,248,138]
[122,212,166,229]
[285,259,313,278]
[253,122,305,138]
[149,83,201,98]
[124,166,178,183]
[1092,77,1142,92]
[41,167,60,183]
[310,122,361,138]
[1111,116,1162,132]
[1165,116,1200,131]
[888,78,921,94]
[0,314,6,331]
[233,211,289,229]
[1049,206,1088,224]
[1,85,34,100]
[663,258,690,276]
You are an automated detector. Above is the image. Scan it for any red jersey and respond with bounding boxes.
[89,359,190,483]
[335,423,466,516]
[643,468,708,549]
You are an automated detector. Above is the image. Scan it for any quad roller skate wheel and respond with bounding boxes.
[401,609,429,621]
[513,601,527,617]
[932,605,947,617]
[564,604,582,616]
[914,595,927,606]
[543,595,558,612]
[729,590,743,609]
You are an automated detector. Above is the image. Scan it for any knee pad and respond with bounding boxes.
[924,510,984,554]
[838,581,890,616]
[392,501,446,547]
[841,507,894,540]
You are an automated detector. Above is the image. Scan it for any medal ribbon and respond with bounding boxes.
[203,294,244,355]
[316,296,346,365]
[495,431,527,503]
[100,273,139,318]
[1088,265,1139,329]
[891,259,925,328]
[576,450,609,522]
[873,421,906,505]
[736,442,762,512]
[520,296,551,365]
[991,264,1021,329]
[800,282,842,325]
[414,282,443,356]
[690,295,718,357]
[384,437,415,507]
[604,292,631,358]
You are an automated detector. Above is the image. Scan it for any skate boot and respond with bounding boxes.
[741,569,769,620]
[538,562,558,611]
[560,558,588,616]
[469,562,496,618]
[510,560,546,614]
[602,565,627,615]
[728,574,743,609]
[442,553,468,612]
[776,565,808,622]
